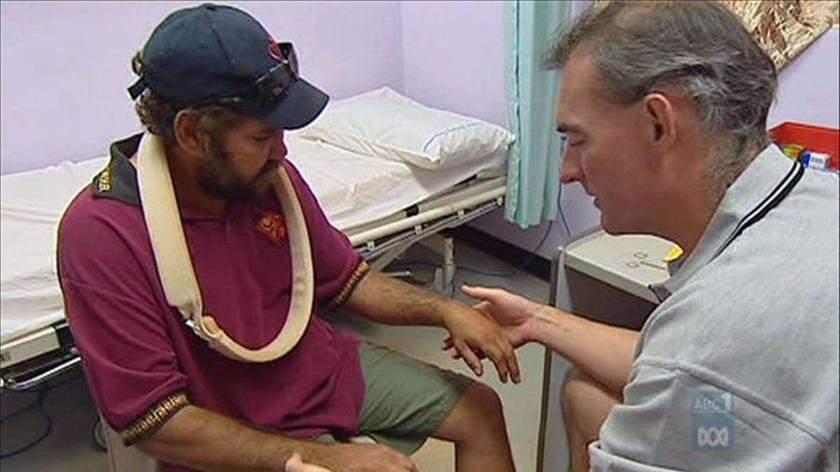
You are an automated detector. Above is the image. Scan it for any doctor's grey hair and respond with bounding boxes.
[546,1,777,192]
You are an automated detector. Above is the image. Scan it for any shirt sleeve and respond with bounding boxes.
[57,195,188,444]
[282,161,367,306]
[590,361,828,471]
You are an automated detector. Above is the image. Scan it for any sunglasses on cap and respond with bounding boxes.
[191,42,300,109]
[129,42,300,110]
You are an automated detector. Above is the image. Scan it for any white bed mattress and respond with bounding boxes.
[0,134,504,344]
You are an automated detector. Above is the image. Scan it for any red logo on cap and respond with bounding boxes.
[268,37,285,62]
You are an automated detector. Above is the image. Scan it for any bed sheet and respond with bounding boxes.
[1,134,505,343]
[286,132,505,230]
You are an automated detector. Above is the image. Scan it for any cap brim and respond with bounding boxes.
[253,78,329,130]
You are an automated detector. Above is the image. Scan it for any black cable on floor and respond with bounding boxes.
[0,397,40,423]
[0,388,54,459]
[0,372,82,460]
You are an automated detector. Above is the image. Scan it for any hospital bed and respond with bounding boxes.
[0,110,509,392]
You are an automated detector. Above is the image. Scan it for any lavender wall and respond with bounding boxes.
[0,0,403,174]
[769,27,840,129]
[401,0,507,128]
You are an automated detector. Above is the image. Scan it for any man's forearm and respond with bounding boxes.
[531,307,639,393]
[137,405,326,472]
[342,271,456,327]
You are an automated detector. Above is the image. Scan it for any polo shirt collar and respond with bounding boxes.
[93,133,143,207]
[650,145,803,302]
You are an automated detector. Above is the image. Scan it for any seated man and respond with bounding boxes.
[57,4,519,472]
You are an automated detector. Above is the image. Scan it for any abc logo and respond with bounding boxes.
[692,391,734,450]
[697,426,730,448]
[692,392,732,413]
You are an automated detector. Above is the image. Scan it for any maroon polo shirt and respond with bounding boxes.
[57,134,366,470]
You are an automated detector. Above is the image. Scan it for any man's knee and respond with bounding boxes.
[561,366,619,440]
[561,366,591,419]
[561,366,589,416]
[438,381,505,441]
[462,381,505,423]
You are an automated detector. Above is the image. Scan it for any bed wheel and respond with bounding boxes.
[92,417,108,452]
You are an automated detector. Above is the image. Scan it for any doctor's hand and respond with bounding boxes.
[440,300,521,384]
[456,285,544,349]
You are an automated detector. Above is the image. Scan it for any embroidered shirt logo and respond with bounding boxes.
[256,211,286,243]
[98,166,112,192]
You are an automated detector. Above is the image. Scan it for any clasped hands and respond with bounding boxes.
[441,284,544,383]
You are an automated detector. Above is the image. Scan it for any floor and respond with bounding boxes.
[0,238,571,472]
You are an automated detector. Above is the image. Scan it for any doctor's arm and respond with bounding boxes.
[342,270,521,383]
[459,285,638,394]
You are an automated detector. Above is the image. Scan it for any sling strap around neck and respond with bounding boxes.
[136,133,314,363]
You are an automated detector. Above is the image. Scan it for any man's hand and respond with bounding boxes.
[440,299,521,384]
[305,443,421,472]
[343,271,521,383]
[453,285,544,349]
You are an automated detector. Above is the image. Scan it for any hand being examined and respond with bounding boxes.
[440,294,522,384]
[442,285,547,383]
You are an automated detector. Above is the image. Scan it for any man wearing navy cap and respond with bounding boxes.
[57,4,518,472]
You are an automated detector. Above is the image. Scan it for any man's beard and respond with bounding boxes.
[198,139,279,202]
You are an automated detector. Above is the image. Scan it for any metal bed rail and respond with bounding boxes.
[1,320,80,392]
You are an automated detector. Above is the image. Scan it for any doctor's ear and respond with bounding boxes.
[173,110,209,155]
[642,92,678,148]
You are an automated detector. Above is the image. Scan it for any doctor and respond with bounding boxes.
[57,3,520,472]
[460,1,839,471]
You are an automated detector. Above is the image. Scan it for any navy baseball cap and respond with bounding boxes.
[128,3,328,130]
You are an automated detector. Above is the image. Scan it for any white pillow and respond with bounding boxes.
[299,87,515,169]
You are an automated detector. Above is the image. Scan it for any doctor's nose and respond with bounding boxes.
[560,148,583,184]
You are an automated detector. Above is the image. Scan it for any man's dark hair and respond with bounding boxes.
[131,51,248,145]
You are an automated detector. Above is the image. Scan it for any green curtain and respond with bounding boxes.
[504,0,571,228]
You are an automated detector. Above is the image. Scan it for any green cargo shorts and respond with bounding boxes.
[317,343,474,455]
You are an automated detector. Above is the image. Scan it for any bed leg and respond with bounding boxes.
[420,234,456,293]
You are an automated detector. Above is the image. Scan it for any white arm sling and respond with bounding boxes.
[136,134,313,363]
